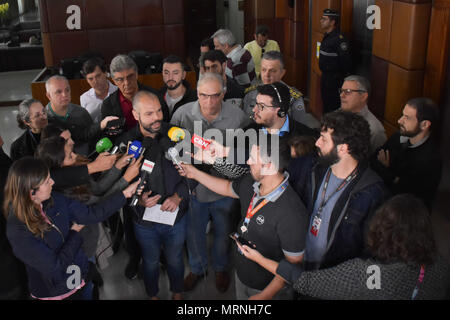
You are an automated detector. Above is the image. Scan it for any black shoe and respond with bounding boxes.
[125,258,140,280]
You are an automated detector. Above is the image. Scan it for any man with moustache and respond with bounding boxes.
[115,91,190,289]
[101,54,169,138]
[159,55,197,118]
[370,98,441,208]
[288,110,387,272]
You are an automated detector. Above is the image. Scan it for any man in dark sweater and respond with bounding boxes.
[101,54,169,140]
[370,97,442,208]
[159,55,197,119]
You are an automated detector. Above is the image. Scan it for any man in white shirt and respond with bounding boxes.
[80,57,118,123]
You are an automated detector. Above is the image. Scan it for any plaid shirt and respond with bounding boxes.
[226,45,256,88]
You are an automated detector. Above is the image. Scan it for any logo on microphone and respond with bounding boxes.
[191,134,211,150]
[142,160,155,173]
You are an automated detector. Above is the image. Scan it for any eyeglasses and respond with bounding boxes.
[199,92,222,99]
[255,102,276,111]
[30,111,48,120]
[261,48,265,58]
[339,88,366,96]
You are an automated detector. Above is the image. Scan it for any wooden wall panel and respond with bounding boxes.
[85,0,124,29]
[385,63,424,126]
[275,0,289,18]
[389,1,432,70]
[253,0,275,19]
[124,0,163,26]
[423,4,450,105]
[44,0,85,32]
[369,55,389,120]
[39,0,188,67]
[309,70,324,119]
[340,0,353,35]
[372,0,393,60]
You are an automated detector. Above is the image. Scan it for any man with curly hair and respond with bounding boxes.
[288,110,388,273]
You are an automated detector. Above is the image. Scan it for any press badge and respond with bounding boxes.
[310,215,322,237]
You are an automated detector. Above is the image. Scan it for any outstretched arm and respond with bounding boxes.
[177,163,238,199]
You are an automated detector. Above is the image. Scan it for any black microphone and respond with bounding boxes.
[130,159,155,207]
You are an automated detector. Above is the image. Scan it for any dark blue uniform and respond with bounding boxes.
[319,29,351,113]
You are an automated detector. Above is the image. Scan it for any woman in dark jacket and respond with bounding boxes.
[4,157,139,300]
[237,194,450,300]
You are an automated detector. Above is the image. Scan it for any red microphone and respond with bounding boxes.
[191,134,211,150]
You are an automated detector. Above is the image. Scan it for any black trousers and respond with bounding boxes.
[321,73,344,114]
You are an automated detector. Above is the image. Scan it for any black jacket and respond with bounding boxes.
[288,156,388,270]
[10,130,39,162]
[0,148,27,298]
[115,123,192,225]
[101,82,169,124]
[319,29,351,76]
[370,132,442,208]
[159,80,197,118]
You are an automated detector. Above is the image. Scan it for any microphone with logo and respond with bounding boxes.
[127,140,145,159]
[130,159,155,207]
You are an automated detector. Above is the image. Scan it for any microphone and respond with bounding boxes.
[191,133,211,150]
[88,137,114,158]
[130,159,155,207]
[128,140,144,159]
[168,126,186,142]
[96,137,113,153]
[167,147,185,174]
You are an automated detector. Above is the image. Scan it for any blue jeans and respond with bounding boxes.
[186,196,234,275]
[133,215,187,297]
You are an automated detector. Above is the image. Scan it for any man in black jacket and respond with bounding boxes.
[370,97,441,208]
[288,111,387,271]
[101,54,169,140]
[159,55,197,119]
[319,9,351,113]
[114,91,191,297]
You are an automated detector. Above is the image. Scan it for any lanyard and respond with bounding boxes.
[243,179,289,228]
[315,167,358,217]
[411,265,425,300]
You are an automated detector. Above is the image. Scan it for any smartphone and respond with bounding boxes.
[229,232,255,248]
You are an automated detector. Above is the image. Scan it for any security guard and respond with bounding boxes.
[243,51,320,129]
[319,9,351,114]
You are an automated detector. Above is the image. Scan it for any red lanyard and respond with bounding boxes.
[245,194,269,222]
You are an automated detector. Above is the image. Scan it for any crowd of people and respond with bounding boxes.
[0,9,449,301]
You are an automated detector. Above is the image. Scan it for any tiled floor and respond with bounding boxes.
[0,69,449,300]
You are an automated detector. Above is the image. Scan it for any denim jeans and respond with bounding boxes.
[186,196,234,275]
[133,214,187,297]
